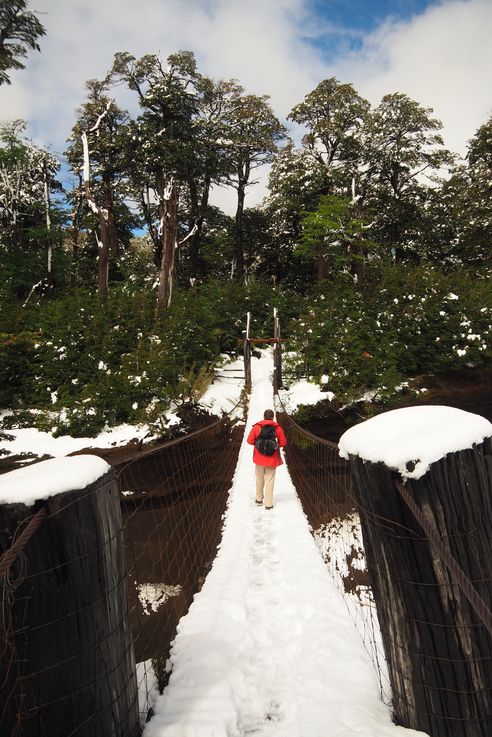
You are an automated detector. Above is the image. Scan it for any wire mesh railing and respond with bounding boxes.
[117,405,244,724]
[277,385,492,737]
[275,397,392,702]
[0,402,244,735]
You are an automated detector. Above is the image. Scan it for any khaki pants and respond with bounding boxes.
[255,465,276,507]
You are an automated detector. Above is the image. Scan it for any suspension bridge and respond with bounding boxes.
[1,337,491,737]
[140,350,400,737]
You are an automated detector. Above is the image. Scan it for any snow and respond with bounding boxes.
[279,378,334,412]
[339,405,492,480]
[137,583,183,615]
[0,455,110,506]
[200,354,246,418]
[0,356,246,463]
[0,422,154,459]
[142,351,427,737]
[0,350,432,733]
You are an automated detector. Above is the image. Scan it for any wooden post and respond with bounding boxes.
[0,463,140,737]
[244,311,252,392]
[276,316,282,391]
[347,440,492,737]
[273,308,281,395]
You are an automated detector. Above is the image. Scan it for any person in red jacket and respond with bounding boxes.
[247,409,287,509]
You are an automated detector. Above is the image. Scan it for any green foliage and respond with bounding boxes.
[2,63,492,442]
[0,331,37,406]
[298,194,371,274]
[0,277,301,436]
[286,264,492,403]
[0,0,46,85]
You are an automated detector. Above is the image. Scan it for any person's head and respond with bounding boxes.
[264,409,274,420]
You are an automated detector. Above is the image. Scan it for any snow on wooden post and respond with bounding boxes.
[243,311,252,392]
[0,456,140,737]
[339,406,492,737]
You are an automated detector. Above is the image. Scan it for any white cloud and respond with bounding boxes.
[337,0,492,157]
[1,0,490,215]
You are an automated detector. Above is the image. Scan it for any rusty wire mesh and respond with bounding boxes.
[117,408,243,724]
[0,405,243,735]
[275,400,392,702]
[277,393,492,737]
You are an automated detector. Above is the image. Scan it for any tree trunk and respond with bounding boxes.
[349,231,365,285]
[97,208,111,298]
[81,132,110,298]
[316,245,326,281]
[348,441,492,737]
[389,220,402,263]
[70,186,83,289]
[43,158,53,293]
[0,467,140,737]
[349,176,365,285]
[70,227,79,289]
[140,188,160,266]
[188,176,210,282]
[156,179,178,312]
[234,181,246,282]
[103,186,119,258]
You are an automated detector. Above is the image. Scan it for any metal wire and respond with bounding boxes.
[276,391,492,737]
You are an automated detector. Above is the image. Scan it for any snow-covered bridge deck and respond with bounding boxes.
[143,352,425,737]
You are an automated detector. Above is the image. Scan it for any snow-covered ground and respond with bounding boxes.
[142,351,427,737]
[0,419,154,459]
[0,353,333,465]
[0,355,247,463]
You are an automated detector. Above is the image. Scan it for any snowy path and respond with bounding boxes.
[144,353,426,737]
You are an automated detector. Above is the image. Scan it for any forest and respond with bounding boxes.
[1,2,491,437]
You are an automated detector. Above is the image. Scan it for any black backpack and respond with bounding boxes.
[255,425,279,456]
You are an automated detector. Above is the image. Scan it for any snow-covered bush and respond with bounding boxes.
[287,264,492,403]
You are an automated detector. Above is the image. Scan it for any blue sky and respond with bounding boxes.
[313,0,436,30]
[1,0,491,212]
[308,0,439,52]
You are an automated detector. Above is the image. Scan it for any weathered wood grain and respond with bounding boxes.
[0,470,140,737]
[349,437,492,737]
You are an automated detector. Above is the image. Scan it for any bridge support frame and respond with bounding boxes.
[347,440,492,737]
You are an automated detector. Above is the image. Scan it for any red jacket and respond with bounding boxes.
[247,419,287,467]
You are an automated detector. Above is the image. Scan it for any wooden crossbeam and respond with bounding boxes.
[238,337,287,345]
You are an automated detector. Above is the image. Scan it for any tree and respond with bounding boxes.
[0,0,45,85]
[222,89,286,280]
[288,78,371,281]
[288,77,370,177]
[363,93,454,262]
[66,79,133,297]
[265,143,329,283]
[460,116,492,266]
[0,119,61,298]
[111,50,200,309]
[180,76,239,282]
[421,116,492,270]
[299,195,371,283]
